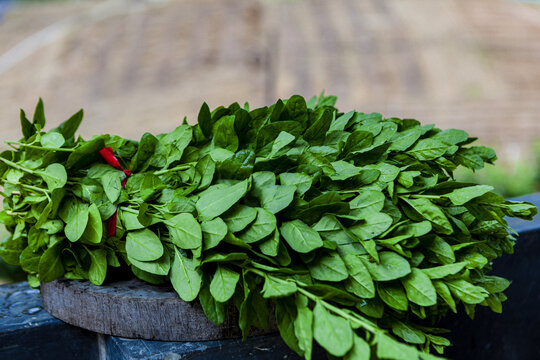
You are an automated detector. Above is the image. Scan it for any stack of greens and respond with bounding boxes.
[0,95,536,359]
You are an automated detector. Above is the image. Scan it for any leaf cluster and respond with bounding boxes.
[0,95,536,360]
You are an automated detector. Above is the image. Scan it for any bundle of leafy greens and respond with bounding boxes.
[0,95,536,359]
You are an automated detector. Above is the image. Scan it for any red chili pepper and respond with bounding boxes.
[98,147,131,236]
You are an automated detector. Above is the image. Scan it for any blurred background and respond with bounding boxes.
[1,0,540,280]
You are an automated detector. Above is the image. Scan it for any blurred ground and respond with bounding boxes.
[1,0,540,163]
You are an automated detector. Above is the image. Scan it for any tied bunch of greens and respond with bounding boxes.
[0,95,536,360]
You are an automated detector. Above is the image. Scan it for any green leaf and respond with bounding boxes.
[171,247,202,301]
[126,229,163,261]
[122,211,145,231]
[19,246,42,273]
[362,251,411,281]
[87,248,107,285]
[238,208,276,244]
[167,213,202,250]
[132,266,165,285]
[201,217,228,251]
[20,109,35,139]
[446,279,489,304]
[87,164,124,203]
[421,262,466,279]
[275,298,302,355]
[424,236,455,264]
[196,179,249,220]
[454,146,497,170]
[152,125,192,167]
[349,190,385,218]
[433,129,469,145]
[375,333,420,360]
[262,275,297,298]
[329,110,354,132]
[389,126,422,151]
[212,115,238,152]
[308,252,348,282]
[102,172,122,203]
[223,204,257,233]
[304,109,332,143]
[38,244,64,282]
[330,160,360,180]
[203,252,248,264]
[259,185,296,214]
[433,280,457,313]
[313,301,354,357]
[131,133,158,172]
[279,173,312,195]
[41,132,65,148]
[269,131,296,157]
[349,212,393,240]
[210,265,240,302]
[32,98,46,128]
[40,163,68,191]
[294,296,313,360]
[408,139,450,160]
[196,155,215,190]
[443,185,494,205]
[401,268,437,306]
[343,254,375,298]
[477,275,510,293]
[199,284,227,325]
[378,282,408,311]
[258,228,280,257]
[198,102,213,138]
[62,199,89,242]
[129,253,170,276]
[55,109,83,140]
[403,198,453,235]
[391,319,426,344]
[345,336,371,360]
[280,220,323,253]
[81,204,103,244]
[66,135,106,170]
[140,173,164,202]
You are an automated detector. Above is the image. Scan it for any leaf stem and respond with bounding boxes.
[5,141,74,152]
[119,206,139,215]
[4,180,50,197]
[295,286,378,334]
[409,194,441,200]
[0,157,35,174]
[5,210,28,216]
[248,267,378,333]
[154,163,194,175]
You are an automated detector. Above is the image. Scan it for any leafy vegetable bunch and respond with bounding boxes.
[0,95,536,360]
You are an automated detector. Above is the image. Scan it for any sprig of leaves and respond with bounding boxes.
[0,94,536,359]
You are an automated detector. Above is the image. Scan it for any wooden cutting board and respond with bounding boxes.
[41,278,276,341]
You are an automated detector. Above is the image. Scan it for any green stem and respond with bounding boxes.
[0,157,35,174]
[118,206,166,222]
[3,181,50,202]
[338,190,361,194]
[248,267,378,334]
[5,210,28,216]
[119,206,139,215]
[154,163,194,175]
[5,141,74,152]
[408,194,441,200]
[295,286,378,334]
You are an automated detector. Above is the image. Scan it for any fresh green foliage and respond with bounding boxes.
[0,95,536,359]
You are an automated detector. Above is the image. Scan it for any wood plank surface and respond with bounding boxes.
[41,278,276,341]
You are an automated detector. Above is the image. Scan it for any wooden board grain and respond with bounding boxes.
[41,278,276,341]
